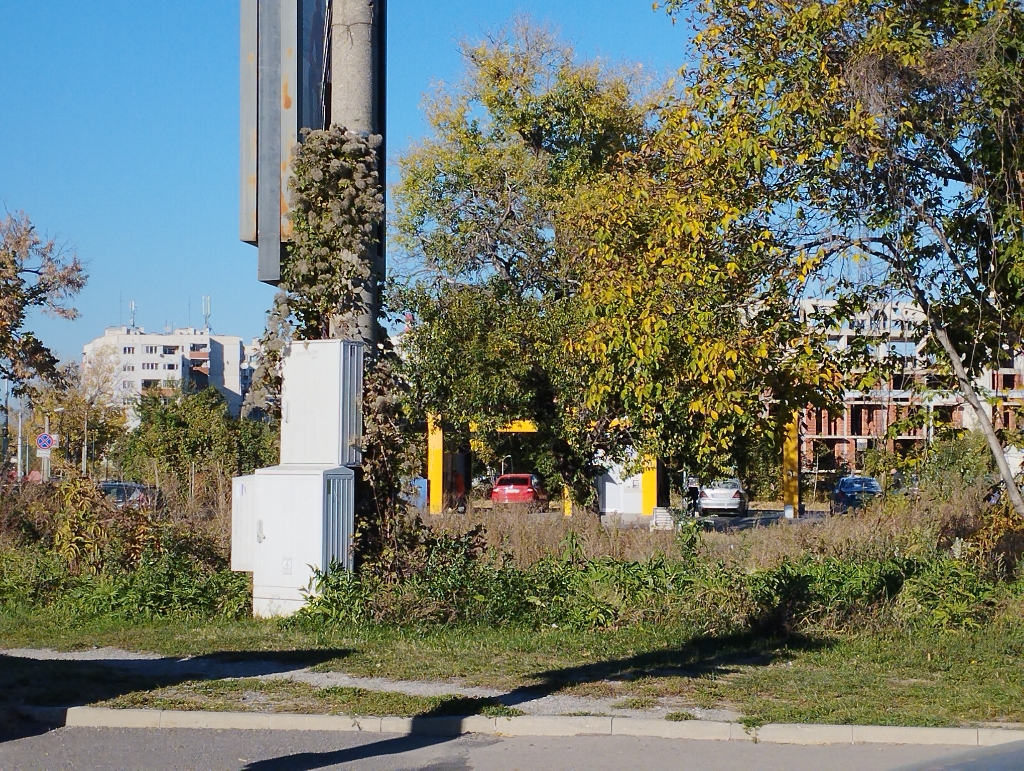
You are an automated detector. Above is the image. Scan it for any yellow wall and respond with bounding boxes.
[641,458,659,516]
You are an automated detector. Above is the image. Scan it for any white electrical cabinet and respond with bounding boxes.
[231,475,257,571]
[237,464,355,618]
[279,340,363,466]
[232,338,362,618]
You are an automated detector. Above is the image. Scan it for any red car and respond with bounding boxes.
[490,474,543,504]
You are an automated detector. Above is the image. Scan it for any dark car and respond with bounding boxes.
[100,481,156,509]
[830,476,882,514]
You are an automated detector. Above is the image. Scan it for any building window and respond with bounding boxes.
[122,381,134,390]
[123,346,135,355]
[163,346,178,355]
[144,345,158,354]
[142,362,159,371]
[190,343,207,352]
[141,379,159,389]
[123,364,135,372]
[165,363,178,371]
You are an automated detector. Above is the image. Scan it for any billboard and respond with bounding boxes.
[240,0,332,284]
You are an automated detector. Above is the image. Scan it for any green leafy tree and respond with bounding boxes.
[657,0,1024,513]
[29,347,127,476]
[394,20,657,496]
[118,386,277,497]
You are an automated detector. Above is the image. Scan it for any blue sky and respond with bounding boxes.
[0,1,687,363]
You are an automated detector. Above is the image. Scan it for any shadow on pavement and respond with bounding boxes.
[0,648,352,743]
[241,733,464,771]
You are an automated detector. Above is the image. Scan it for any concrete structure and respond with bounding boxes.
[596,460,663,521]
[83,327,250,417]
[799,300,1024,471]
[330,0,386,346]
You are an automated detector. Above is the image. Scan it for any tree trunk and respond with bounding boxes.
[932,324,1024,518]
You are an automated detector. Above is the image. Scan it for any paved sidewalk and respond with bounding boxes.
[0,727,999,771]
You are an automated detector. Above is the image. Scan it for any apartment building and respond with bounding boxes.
[798,300,1013,471]
[83,326,252,417]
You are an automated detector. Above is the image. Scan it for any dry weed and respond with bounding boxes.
[423,505,676,567]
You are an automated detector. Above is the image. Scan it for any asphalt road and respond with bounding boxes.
[697,510,828,531]
[3,727,1024,771]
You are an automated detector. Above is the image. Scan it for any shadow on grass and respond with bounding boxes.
[239,630,834,771]
[497,629,834,708]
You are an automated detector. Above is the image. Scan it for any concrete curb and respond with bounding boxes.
[43,707,1024,747]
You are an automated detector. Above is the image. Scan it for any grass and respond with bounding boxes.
[610,696,659,710]
[102,679,522,718]
[4,609,1024,727]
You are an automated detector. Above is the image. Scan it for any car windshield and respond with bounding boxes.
[709,479,742,490]
[839,477,881,493]
[496,475,531,486]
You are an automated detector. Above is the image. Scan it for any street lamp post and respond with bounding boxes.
[82,410,88,477]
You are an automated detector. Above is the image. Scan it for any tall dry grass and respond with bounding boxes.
[423,505,677,567]
[423,479,1001,573]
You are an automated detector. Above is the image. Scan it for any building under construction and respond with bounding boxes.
[798,299,1021,473]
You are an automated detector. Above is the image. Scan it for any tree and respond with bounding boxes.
[29,347,127,476]
[117,386,277,499]
[393,20,658,495]
[0,212,86,392]
[657,0,1024,514]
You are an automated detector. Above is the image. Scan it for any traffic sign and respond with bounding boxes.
[36,433,54,450]
[36,449,51,459]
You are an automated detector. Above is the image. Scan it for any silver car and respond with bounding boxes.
[698,478,749,516]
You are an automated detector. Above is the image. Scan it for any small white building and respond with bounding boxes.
[83,326,251,417]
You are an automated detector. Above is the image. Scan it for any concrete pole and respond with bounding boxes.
[331,0,386,348]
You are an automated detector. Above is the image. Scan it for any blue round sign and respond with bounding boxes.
[36,433,54,450]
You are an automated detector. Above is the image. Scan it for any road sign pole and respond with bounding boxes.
[42,416,50,482]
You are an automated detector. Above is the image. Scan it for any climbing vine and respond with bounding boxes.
[245,125,416,574]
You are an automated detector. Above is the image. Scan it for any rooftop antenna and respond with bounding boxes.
[202,296,212,333]
[129,300,137,329]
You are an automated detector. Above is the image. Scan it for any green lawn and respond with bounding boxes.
[3,611,1023,727]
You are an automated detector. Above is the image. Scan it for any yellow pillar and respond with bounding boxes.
[641,457,659,516]
[562,487,573,517]
[427,414,444,515]
[783,411,800,518]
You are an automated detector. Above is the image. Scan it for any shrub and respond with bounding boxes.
[897,557,996,630]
